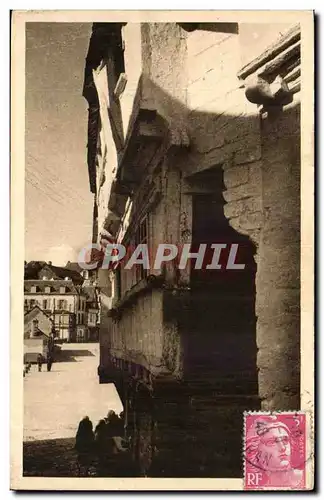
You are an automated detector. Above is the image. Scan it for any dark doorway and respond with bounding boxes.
[184,166,258,396]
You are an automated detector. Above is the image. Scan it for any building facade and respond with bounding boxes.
[24,305,53,339]
[24,305,54,362]
[83,22,302,476]
[24,262,87,342]
[66,262,101,341]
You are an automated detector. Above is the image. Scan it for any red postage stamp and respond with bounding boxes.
[244,412,307,490]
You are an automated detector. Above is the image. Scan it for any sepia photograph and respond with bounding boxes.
[11,10,314,491]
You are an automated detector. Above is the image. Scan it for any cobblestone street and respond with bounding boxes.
[23,343,123,476]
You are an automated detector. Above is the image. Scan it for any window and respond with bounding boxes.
[45,286,51,293]
[115,266,121,300]
[30,299,36,308]
[135,216,149,282]
[88,312,96,324]
[78,312,84,325]
[43,300,48,310]
[31,286,38,293]
[58,299,66,310]
[32,319,39,334]
[116,215,149,299]
[60,286,66,294]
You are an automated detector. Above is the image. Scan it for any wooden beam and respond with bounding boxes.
[237,24,300,80]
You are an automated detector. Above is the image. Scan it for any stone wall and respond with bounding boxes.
[141,22,188,134]
[182,23,301,412]
[237,24,301,410]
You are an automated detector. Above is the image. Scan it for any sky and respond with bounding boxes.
[25,23,94,266]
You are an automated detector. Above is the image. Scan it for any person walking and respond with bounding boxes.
[37,353,43,372]
[46,354,53,372]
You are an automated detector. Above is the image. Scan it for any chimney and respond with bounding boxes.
[32,319,39,337]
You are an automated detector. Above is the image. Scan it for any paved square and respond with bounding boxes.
[24,343,123,442]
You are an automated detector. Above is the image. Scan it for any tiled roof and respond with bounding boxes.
[24,262,83,284]
[24,261,47,279]
[24,279,79,295]
[24,305,53,325]
[44,264,83,284]
[65,261,83,273]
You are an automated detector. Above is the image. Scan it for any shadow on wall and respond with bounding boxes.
[121,75,300,375]
[121,74,300,185]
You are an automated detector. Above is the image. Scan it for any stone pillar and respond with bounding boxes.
[256,103,300,411]
[236,26,301,410]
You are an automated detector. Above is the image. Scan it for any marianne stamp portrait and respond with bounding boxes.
[10,10,314,491]
[244,412,312,490]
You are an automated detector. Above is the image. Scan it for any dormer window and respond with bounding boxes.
[31,285,38,293]
[60,286,66,294]
[45,286,52,294]
[64,276,69,281]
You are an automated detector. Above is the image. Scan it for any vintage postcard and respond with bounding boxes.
[11,10,314,491]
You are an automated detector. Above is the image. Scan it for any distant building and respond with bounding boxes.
[24,261,87,342]
[83,285,100,341]
[66,262,100,341]
[24,305,53,339]
[24,305,53,363]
